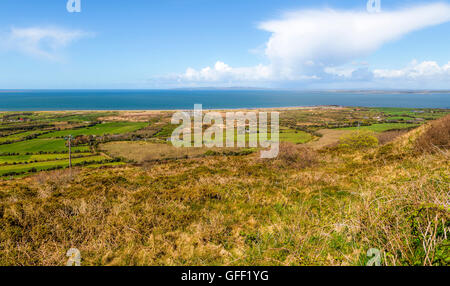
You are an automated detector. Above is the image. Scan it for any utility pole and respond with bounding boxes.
[69,135,72,169]
[65,135,73,170]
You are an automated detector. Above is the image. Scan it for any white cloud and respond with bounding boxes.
[3,26,90,60]
[374,60,450,80]
[259,3,450,76]
[172,3,450,86]
[173,61,321,87]
[179,61,273,82]
[324,66,356,78]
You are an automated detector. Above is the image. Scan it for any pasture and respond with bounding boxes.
[0,139,90,154]
[0,130,47,143]
[339,123,419,132]
[0,153,93,165]
[100,141,254,163]
[0,155,108,176]
[279,129,313,144]
[39,122,148,138]
[372,107,450,119]
[0,107,447,178]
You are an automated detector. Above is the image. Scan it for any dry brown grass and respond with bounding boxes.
[354,150,449,265]
[415,114,450,153]
[100,141,207,162]
[269,142,318,169]
[100,141,250,163]
[0,124,448,266]
[377,129,409,145]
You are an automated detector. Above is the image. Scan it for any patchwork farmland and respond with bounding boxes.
[0,107,449,266]
[0,112,147,177]
[0,107,448,178]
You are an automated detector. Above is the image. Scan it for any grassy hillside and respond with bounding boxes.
[0,116,448,266]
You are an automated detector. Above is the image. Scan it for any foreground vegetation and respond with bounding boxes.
[0,108,448,266]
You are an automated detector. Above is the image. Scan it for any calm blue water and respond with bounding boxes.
[0,90,449,111]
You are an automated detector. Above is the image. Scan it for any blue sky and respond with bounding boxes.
[0,0,449,89]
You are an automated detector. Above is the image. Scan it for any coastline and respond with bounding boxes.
[1,105,450,113]
[0,106,360,113]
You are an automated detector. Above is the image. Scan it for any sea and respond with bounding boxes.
[0,90,449,111]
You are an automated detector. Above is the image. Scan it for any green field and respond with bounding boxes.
[0,120,145,177]
[279,129,313,144]
[85,162,126,168]
[372,107,450,119]
[0,139,90,154]
[39,122,148,138]
[0,155,107,175]
[22,111,119,123]
[154,124,178,139]
[385,116,416,121]
[0,130,47,143]
[339,123,419,132]
[166,124,312,146]
[232,128,312,145]
[0,153,93,165]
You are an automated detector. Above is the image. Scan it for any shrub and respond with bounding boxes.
[204,150,219,156]
[272,142,318,169]
[204,149,254,157]
[415,115,450,153]
[338,130,378,151]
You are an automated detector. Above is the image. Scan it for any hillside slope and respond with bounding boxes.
[0,118,448,266]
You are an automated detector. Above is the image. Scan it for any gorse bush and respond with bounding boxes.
[338,130,379,151]
[415,114,450,153]
[204,149,254,157]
